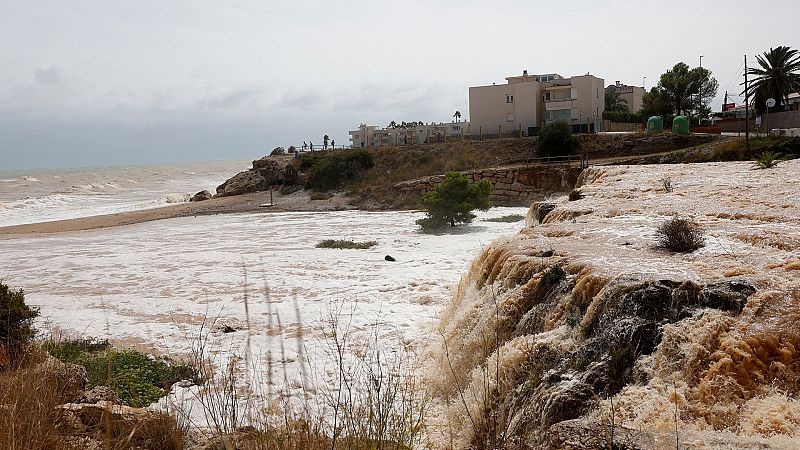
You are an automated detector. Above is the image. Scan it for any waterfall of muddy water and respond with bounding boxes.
[0,207,529,428]
[429,160,800,449]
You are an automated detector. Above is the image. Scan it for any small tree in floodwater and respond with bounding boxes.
[416,172,491,230]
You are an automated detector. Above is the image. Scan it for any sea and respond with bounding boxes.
[0,160,529,419]
[0,160,250,227]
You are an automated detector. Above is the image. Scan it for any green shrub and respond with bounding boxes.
[713,140,749,161]
[47,340,198,407]
[305,150,375,191]
[282,164,300,185]
[753,151,780,169]
[280,184,302,195]
[0,283,39,365]
[537,121,580,157]
[483,214,525,223]
[416,172,491,230]
[45,338,110,361]
[315,239,378,249]
[751,136,800,156]
[602,111,643,123]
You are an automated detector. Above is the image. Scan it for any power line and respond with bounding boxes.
[723,61,745,97]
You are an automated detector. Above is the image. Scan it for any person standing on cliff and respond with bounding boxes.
[310,142,314,151]
[323,134,329,150]
[303,141,307,151]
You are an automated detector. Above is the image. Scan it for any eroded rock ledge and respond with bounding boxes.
[430,160,800,449]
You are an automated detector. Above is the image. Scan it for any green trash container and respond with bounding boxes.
[647,116,663,132]
[672,115,689,134]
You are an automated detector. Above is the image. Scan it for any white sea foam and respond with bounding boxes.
[22,176,39,182]
[2,207,529,426]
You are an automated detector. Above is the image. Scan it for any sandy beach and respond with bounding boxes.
[0,189,358,238]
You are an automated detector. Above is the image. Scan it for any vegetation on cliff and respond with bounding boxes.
[46,339,197,407]
[302,149,374,191]
[0,283,38,366]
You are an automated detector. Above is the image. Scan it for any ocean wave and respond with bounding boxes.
[0,178,19,183]
[133,193,192,210]
[0,193,74,210]
[163,193,192,204]
[23,176,39,182]
[67,182,121,193]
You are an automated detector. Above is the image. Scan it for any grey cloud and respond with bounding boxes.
[196,88,261,110]
[274,89,326,109]
[32,66,61,86]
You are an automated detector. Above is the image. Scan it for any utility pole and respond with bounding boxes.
[744,54,750,145]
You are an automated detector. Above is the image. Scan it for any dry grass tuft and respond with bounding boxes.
[655,216,705,253]
[0,352,74,449]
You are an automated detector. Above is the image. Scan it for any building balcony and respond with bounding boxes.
[544,99,577,110]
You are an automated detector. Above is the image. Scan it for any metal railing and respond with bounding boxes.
[523,153,588,169]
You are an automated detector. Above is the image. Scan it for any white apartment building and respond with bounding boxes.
[348,121,470,147]
[468,70,605,136]
[606,81,645,113]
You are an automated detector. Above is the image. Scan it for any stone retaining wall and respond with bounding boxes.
[393,165,583,206]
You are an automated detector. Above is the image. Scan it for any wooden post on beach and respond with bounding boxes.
[260,186,275,208]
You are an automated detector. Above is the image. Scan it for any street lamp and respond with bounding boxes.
[699,55,704,118]
[643,76,646,90]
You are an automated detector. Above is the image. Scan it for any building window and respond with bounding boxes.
[506,113,515,122]
[506,94,514,103]
[546,109,571,121]
[543,92,551,101]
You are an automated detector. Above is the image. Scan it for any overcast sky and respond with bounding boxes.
[1,0,798,169]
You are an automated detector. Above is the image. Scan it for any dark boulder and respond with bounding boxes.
[216,170,268,197]
[536,203,557,224]
[701,280,756,312]
[190,190,213,202]
[385,255,396,262]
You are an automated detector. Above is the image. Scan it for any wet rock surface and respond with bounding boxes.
[78,385,122,405]
[216,156,290,197]
[59,401,179,449]
[494,277,757,446]
[190,190,213,202]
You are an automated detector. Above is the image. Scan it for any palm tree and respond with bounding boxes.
[744,46,800,112]
[453,110,461,122]
[604,89,628,113]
